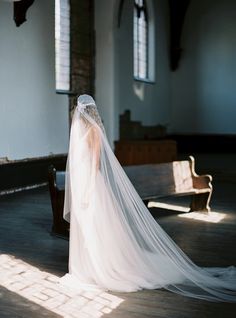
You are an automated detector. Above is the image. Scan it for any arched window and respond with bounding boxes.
[55,0,70,92]
[133,0,149,80]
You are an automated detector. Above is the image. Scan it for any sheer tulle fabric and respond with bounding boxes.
[59,100,236,302]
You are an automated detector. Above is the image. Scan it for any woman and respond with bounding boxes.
[59,94,236,302]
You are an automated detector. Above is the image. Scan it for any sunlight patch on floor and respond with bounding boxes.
[148,201,226,223]
[178,211,226,223]
[0,254,124,318]
[148,201,190,212]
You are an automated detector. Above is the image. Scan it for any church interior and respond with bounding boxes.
[0,0,236,317]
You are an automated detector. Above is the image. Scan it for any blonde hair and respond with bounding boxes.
[83,105,105,133]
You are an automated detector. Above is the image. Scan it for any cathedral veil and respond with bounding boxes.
[62,94,236,302]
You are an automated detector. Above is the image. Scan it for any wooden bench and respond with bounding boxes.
[123,156,212,212]
[114,139,177,165]
[48,166,70,238]
[48,156,212,237]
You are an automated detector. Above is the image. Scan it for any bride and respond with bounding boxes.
[59,94,236,302]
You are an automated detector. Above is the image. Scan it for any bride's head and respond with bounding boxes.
[76,94,104,132]
[77,94,96,110]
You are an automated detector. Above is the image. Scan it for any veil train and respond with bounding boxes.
[59,94,236,302]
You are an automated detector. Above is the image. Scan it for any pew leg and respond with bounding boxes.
[51,194,69,238]
[51,214,69,238]
[190,192,212,212]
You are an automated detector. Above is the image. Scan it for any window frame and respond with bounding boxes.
[133,0,155,84]
[55,0,71,94]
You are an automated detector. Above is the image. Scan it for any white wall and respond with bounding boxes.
[115,0,171,128]
[0,0,69,161]
[95,0,171,144]
[171,0,236,134]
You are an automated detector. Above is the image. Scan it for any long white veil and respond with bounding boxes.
[63,94,236,302]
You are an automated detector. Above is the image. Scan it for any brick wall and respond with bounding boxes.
[69,0,95,117]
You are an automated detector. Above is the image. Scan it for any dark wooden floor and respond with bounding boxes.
[0,181,236,317]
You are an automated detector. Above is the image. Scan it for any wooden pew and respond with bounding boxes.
[114,139,177,165]
[48,156,212,238]
[48,166,69,238]
[123,156,212,211]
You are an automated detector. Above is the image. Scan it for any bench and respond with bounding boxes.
[48,156,212,237]
[114,139,177,165]
[123,156,212,211]
[48,166,70,238]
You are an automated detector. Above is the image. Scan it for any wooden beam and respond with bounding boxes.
[169,0,190,71]
[14,0,34,27]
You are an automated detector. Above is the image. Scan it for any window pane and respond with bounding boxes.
[133,0,148,80]
[55,0,70,91]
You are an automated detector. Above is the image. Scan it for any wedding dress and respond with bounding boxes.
[59,94,236,302]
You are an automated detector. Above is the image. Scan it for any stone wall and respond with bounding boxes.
[69,0,95,117]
